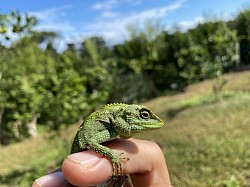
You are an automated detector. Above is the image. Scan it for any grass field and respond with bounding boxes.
[1,71,250,187]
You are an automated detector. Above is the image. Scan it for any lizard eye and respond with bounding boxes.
[140,110,150,119]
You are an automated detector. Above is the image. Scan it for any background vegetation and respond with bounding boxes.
[0,8,250,187]
[1,71,250,186]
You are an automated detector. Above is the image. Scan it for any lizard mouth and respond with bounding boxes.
[140,119,164,129]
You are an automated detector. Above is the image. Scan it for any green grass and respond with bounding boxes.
[0,127,77,187]
[1,71,250,186]
[154,91,250,187]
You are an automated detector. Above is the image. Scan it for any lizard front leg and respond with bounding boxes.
[81,118,123,180]
[87,141,123,179]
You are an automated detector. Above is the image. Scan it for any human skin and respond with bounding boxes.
[32,138,173,187]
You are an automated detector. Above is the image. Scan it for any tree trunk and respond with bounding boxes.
[77,116,83,126]
[27,114,38,137]
[143,71,158,97]
[0,108,4,124]
[0,108,9,145]
[13,120,22,140]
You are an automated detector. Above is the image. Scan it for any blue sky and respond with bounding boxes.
[1,0,249,50]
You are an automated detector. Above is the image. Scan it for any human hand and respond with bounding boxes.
[32,138,173,187]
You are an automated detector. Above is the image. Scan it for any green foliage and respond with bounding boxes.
[231,9,250,65]
[224,176,240,187]
[124,20,166,97]
[79,37,115,109]
[0,10,37,41]
[1,9,250,143]
[177,21,239,83]
[39,65,87,129]
[0,13,43,142]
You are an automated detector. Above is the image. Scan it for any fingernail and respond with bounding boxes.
[35,172,66,187]
[67,152,102,169]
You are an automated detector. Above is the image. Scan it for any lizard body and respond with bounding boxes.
[70,103,164,186]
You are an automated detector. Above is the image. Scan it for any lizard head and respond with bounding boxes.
[116,104,164,136]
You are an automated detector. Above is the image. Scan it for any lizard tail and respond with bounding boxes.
[70,132,82,154]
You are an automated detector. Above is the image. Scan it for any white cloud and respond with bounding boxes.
[175,13,235,32]
[177,17,204,31]
[131,0,185,20]
[101,11,120,18]
[92,0,119,10]
[29,5,72,21]
[27,1,187,50]
[34,22,75,33]
[84,0,186,45]
[92,0,142,11]
[29,5,76,34]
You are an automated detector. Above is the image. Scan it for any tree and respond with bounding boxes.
[0,10,38,144]
[79,37,115,109]
[0,31,60,141]
[153,31,187,91]
[176,21,239,83]
[230,9,250,65]
[38,45,88,130]
[117,20,165,98]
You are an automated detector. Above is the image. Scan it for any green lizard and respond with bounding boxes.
[70,103,164,186]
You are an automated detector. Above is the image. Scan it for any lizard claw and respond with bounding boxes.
[112,162,123,180]
[120,152,130,161]
[112,153,130,180]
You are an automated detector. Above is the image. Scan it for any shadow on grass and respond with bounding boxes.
[166,92,236,120]
[166,105,192,119]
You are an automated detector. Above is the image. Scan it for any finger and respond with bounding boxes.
[62,151,113,186]
[149,182,174,187]
[106,138,172,187]
[32,172,73,187]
